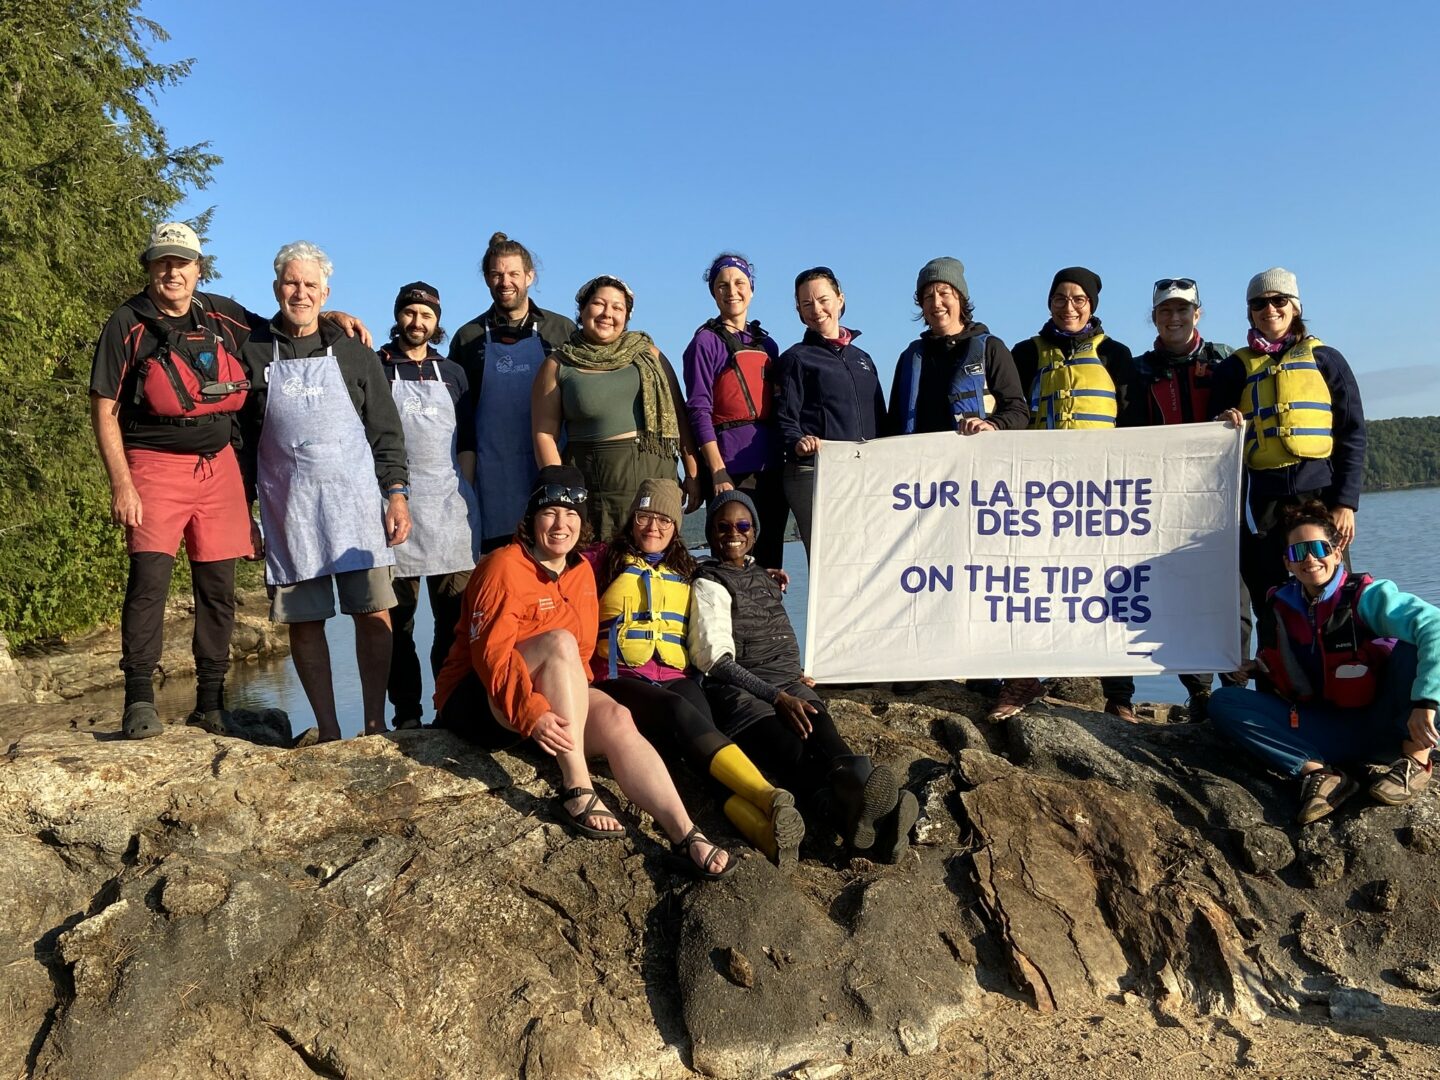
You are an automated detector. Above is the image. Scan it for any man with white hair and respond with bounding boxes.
[240,241,411,742]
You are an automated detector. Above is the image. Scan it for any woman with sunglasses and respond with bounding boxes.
[433,466,734,880]
[682,253,789,569]
[990,267,1138,722]
[690,491,919,862]
[532,275,701,540]
[583,478,805,866]
[1207,500,1438,824]
[1211,269,1366,641]
[774,266,888,557]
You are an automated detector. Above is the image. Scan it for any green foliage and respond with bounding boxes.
[0,1,219,648]
[1364,416,1440,492]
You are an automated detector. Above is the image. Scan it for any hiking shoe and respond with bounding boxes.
[185,708,228,735]
[986,678,1046,722]
[123,701,164,740]
[1183,690,1211,724]
[1297,767,1358,825]
[393,715,423,731]
[1104,700,1139,723]
[1369,757,1433,806]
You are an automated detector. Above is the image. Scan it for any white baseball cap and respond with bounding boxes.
[141,221,202,265]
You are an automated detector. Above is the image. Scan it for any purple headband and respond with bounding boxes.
[706,255,754,288]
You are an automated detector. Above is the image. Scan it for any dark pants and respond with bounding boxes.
[387,569,471,722]
[728,468,790,570]
[565,439,676,541]
[1240,492,1349,644]
[708,679,853,796]
[598,675,731,768]
[433,668,523,749]
[121,553,235,710]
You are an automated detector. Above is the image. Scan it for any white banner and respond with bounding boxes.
[803,424,1244,683]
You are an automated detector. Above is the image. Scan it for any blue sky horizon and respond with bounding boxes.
[142,0,1438,420]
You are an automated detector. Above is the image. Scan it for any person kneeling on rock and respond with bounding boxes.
[688,491,919,862]
[1209,500,1439,825]
[431,466,734,880]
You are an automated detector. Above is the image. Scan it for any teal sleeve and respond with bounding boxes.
[1356,578,1440,704]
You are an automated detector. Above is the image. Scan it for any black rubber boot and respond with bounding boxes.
[828,755,901,851]
[185,709,229,735]
[873,789,919,864]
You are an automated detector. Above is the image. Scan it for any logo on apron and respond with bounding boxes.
[281,376,324,398]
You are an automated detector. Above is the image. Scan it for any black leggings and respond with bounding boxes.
[121,553,235,709]
[707,680,852,796]
[597,676,731,770]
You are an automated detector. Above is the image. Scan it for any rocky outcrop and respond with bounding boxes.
[2,680,1439,1079]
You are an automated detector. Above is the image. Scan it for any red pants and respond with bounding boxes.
[125,444,252,562]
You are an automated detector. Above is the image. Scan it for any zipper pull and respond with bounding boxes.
[1289,706,1300,729]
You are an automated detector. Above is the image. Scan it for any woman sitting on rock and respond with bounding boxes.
[1208,500,1438,825]
[584,478,805,866]
[688,491,918,862]
[432,465,733,879]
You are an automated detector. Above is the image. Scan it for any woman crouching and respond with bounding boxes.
[1209,500,1438,825]
[432,466,733,879]
[689,491,919,861]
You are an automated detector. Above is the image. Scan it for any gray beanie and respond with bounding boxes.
[916,257,969,301]
[707,490,761,539]
[1247,267,1301,312]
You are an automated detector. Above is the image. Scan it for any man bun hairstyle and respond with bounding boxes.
[482,231,536,277]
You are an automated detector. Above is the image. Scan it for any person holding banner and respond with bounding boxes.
[433,467,735,880]
[689,491,919,863]
[775,266,889,556]
[532,276,701,540]
[1211,269,1366,643]
[584,479,805,867]
[888,257,1029,436]
[991,267,1138,722]
[1208,501,1437,825]
[682,252,789,568]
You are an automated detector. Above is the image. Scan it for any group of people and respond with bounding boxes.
[89,222,1436,877]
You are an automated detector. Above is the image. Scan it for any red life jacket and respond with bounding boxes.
[132,312,250,421]
[1259,571,1397,709]
[704,319,773,431]
[1146,358,1215,425]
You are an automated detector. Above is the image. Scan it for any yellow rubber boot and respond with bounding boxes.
[724,795,802,868]
[708,744,796,816]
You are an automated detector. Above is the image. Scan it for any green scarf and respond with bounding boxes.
[554,329,680,459]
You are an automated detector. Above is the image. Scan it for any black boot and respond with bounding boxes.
[828,755,901,851]
[873,789,919,863]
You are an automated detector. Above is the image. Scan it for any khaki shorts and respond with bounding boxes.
[268,567,397,623]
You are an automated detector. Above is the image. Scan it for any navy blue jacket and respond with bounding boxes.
[1209,341,1366,513]
[774,329,889,462]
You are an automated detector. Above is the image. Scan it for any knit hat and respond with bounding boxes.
[1246,268,1301,312]
[141,221,202,265]
[394,281,441,321]
[1049,266,1102,311]
[527,465,588,517]
[707,490,761,538]
[916,257,969,302]
[1151,277,1200,309]
[628,478,683,524]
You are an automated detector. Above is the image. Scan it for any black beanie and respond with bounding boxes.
[394,280,442,321]
[1049,267,1102,312]
[527,465,588,516]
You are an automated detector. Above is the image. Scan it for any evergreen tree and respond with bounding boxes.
[0,1,219,646]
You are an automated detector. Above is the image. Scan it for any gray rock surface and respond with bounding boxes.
[2,677,1438,1078]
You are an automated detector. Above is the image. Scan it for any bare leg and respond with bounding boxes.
[354,609,394,735]
[584,689,728,873]
[289,621,339,741]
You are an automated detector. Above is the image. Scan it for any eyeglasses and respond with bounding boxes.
[634,511,674,529]
[1049,294,1091,309]
[1285,539,1334,562]
[1248,295,1291,312]
[714,520,753,535]
[532,484,587,506]
[1153,278,1196,291]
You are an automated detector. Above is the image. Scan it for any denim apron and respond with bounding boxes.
[474,326,546,541]
[390,363,480,576]
[256,344,394,586]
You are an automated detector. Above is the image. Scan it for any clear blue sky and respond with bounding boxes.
[143,0,1438,419]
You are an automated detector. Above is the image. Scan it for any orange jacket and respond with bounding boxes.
[433,543,599,735]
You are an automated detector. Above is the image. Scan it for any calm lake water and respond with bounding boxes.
[138,486,1440,739]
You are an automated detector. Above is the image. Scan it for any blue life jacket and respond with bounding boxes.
[895,333,990,435]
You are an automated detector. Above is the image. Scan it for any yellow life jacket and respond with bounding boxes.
[1028,333,1117,430]
[597,556,691,678]
[1236,337,1333,469]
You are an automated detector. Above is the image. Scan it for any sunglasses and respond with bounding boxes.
[532,483,587,506]
[714,520,754,535]
[1248,295,1291,312]
[1285,538,1334,562]
[1154,278,1196,291]
[794,266,837,288]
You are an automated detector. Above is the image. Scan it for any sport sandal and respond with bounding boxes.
[557,787,624,839]
[669,826,735,880]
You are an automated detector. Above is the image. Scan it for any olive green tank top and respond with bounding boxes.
[557,362,644,441]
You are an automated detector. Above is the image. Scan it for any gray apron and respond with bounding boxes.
[390,364,480,576]
[257,344,395,586]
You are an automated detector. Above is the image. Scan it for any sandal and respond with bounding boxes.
[986,678,1046,723]
[558,787,625,839]
[668,826,735,880]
